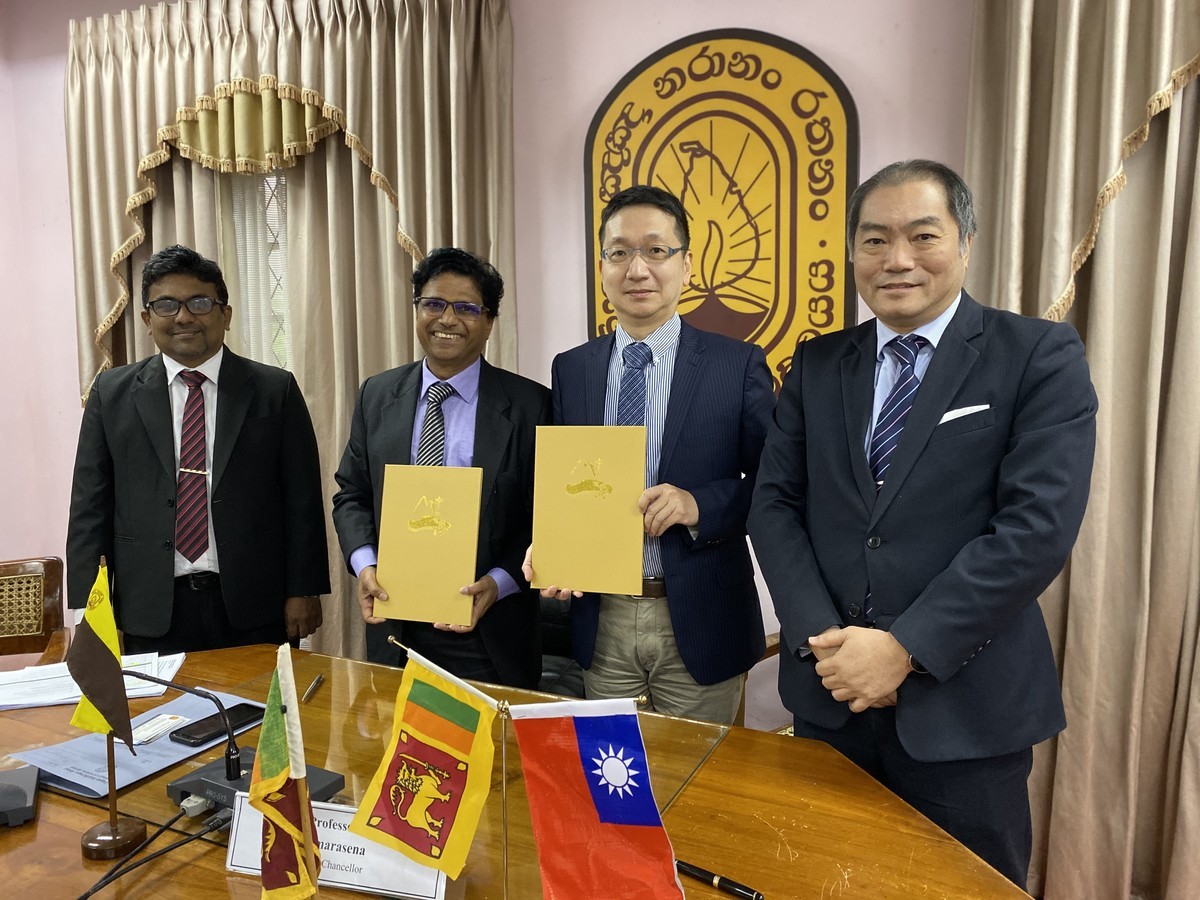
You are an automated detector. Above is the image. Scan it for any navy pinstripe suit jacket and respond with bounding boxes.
[550,320,775,685]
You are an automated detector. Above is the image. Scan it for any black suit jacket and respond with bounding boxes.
[66,350,331,636]
[331,358,552,688]
[749,294,1097,761]
[551,321,775,685]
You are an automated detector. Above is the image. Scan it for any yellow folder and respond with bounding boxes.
[375,464,481,626]
[530,425,645,595]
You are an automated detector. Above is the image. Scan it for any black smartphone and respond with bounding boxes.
[168,703,265,746]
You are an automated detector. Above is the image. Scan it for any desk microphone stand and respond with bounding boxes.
[81,732,147,860]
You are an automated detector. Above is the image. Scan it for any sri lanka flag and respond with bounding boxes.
[349,649,497,879]
[248,645,320,899]
[509,698,684,899]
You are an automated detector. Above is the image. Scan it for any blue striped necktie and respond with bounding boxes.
[868,334,928,490]
[616,342,652,426]
[864,334,926,622]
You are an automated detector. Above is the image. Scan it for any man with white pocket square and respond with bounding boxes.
[748,160,1097,889]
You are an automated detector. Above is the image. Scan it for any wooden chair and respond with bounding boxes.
[735,630,781,727]
[0,557,70,665]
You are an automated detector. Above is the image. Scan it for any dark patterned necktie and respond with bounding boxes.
[415,381,454,466]
[616,342,653,426]
[868,334,928,490]
[175,370,210,562]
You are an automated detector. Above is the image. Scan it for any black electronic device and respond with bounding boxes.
[0,763,39,827]
[168,702,264,746]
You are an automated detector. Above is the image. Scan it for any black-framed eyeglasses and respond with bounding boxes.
[414,297,485,318]
[144,295,226,317]
[599,245,684,265]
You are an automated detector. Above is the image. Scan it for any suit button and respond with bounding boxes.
[848,604,862,618]
[163,540,173,550]
[866,536,881,549]
[167,498,175,507]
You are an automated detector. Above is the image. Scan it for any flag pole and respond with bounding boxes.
[499,700,510,900]
[106,733,118,829]
[297,774,320,894]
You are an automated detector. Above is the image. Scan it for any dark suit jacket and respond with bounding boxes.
[66,350,331,636]
[748,293,1097,762]
[331,358,552,688]
[551,321,775,685]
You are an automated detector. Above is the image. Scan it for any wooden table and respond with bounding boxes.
[0,647,1027,898]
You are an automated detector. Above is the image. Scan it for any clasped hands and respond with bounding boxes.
[520,483,699,599]
[809,625,914,713]
[356,565,498,632]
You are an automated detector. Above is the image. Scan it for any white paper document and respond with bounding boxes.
[227,793,445,899]
[12,690,262,798]
[0,652,185,710]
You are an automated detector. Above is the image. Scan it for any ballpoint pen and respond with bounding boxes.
[676,859,765,900]
[301,673,325,703]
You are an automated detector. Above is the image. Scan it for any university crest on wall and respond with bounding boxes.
[585,29,860,390]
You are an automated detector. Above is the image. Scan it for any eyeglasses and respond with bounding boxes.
[599,245,684,265]
[144,296,227,317]
[415,297,486,318]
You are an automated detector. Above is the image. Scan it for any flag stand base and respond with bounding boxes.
[81,816,147,860]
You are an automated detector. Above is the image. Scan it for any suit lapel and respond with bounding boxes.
[385,364,423,465]
[660,323,703,474]
[584,334,613,425]
[212,351,253,491]
[870,295,984,525]
[473,360,512,508]
[841,324,878,510]
[132,356,175,479]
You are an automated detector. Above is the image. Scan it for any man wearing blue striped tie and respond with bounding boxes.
[748,160,1098,888]
[526,185,776,725]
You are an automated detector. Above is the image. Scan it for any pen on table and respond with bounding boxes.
[676,860,764,900]
[301,673,325,703]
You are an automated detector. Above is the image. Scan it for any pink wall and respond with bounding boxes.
[0,0,114,566]
[1,0,971,724]
[510,0,975,385]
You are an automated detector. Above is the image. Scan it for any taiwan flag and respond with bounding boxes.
[509,698,684,899]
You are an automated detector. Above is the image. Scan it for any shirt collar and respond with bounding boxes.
[421,356,481,403]
[874,293,961,359]
[614,313,681,362]
[162,346,225,386]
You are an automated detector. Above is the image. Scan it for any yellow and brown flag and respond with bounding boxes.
[349,649,496,879]
[66,561,134,752]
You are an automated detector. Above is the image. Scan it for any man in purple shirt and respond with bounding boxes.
[332,248,551,687]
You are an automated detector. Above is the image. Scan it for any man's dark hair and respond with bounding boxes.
[847,160,977,252]
[140,244,229,307]
[412,247,504,317]
[598,185,690,250]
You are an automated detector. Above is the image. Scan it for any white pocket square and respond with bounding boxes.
[938,404,990,425]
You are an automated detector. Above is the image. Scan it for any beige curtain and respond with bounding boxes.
[66,0,516,398]
[66,0,516,659]
[965,2,1200,897]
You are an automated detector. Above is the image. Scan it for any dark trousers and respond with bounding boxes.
[793,708,1033,890]
[123,573,287,655]
[365,619,501,685]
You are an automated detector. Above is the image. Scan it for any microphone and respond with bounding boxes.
[120,667,345,811]
[121,669,244,781]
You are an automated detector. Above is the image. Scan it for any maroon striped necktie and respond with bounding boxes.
[175,370,210,562]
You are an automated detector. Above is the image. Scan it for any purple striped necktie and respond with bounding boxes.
[175,370,210,562]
